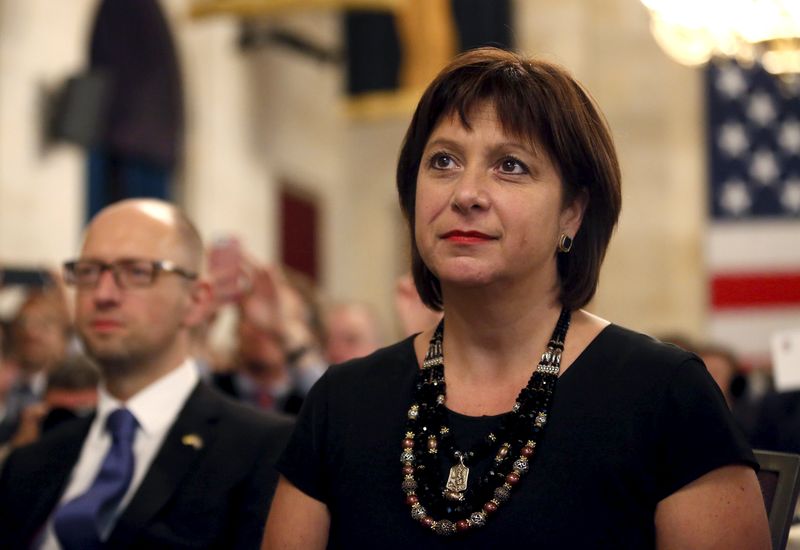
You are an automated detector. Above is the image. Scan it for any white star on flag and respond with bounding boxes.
[747,92,778,127]
[719,179,752,215]
[779,120,800,154]
[749,150,780,185]
[716,64,747,99]
[782,179,800,213]
[718,122,749,157]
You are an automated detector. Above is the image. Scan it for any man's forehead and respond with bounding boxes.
[81,208,182,259]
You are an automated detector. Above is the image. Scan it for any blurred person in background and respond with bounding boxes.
[0,362,13,434]
[0,287,71,444]
[0,199,293,549]
[696,343,747,407]
[0,354,99,465]
[10,354,100,446]
[394,272,443,337]
[0,324,16,437]
[212,262,326,415]
[749,351,800,454]
[324,301,384,365]
[751,385,800,454]
[696,342,760,440]
[660,334,762,440]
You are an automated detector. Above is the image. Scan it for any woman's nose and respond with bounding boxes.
[450,171,490,213]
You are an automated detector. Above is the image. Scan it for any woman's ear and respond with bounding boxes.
[560,188,589,236]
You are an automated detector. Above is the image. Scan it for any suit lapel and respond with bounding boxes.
[26,416,93,540]
[107,383,221,546]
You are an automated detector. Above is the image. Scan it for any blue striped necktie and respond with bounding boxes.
[53,408,138,549]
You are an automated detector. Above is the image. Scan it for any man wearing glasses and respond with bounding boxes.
[0,199,294,549]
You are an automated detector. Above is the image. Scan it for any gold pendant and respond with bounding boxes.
[444,453,469,501]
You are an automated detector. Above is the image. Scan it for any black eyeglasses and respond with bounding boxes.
[63,259,198,289]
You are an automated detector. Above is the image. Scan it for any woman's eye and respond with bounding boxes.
[431,153,455,169]
[499,157,528,174]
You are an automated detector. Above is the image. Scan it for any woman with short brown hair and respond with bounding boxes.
[265,47,768,549]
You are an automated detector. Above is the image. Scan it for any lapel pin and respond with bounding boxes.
[181,433,204,450]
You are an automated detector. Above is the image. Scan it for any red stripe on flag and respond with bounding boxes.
[711,272,800,309]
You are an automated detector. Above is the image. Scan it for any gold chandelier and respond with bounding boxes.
[640,0,800,76]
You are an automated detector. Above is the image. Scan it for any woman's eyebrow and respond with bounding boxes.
[488,140,537,154]
[423,138,462,151]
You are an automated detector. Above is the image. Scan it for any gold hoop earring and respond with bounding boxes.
[558,234,573,253]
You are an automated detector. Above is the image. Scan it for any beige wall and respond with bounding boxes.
[0,0,95,264]
[176,12,277,263]
[0,0,709,340]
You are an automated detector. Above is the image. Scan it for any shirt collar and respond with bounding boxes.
[29,371,48,396]
[15,370,47,396]
[96,358,199,436]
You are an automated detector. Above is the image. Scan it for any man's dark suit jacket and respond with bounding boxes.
[211,372,305,416]
[0,382,294,549]
[751,390,800,454]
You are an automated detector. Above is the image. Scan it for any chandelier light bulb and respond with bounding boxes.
[640,0,800,75]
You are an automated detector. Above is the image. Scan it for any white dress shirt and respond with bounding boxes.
[41,359,199,549]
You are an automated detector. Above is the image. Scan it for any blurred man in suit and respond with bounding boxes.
[324,301,383,365]
[0,287,71,444]
[0,199,293,549]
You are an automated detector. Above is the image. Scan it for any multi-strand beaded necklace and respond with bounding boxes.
[400,308,571,536]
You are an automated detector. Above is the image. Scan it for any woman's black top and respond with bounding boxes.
[276,324,756,549]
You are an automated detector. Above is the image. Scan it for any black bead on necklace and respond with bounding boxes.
[400,307,571,536]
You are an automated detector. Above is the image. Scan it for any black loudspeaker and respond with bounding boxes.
[47,70,111,148]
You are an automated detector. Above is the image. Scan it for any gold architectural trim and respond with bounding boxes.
[192,0,459,122]
[395,0,456,90]
[191,0,400,18]
[346,0,455,121]
[344,88,422,121]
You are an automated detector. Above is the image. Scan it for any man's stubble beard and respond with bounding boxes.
[81,338,144,378]
[78,326,164,379]
[79,323,186,382]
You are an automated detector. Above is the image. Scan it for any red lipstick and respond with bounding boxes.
[441,230,495,244]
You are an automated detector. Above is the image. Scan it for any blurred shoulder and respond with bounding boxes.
[610,324,695,360]
[324,335,419,387]
[0,414,90,478]
[208,384,292,425]
[589,323,702,378]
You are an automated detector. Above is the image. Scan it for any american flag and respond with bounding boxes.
[706,60,800,364]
